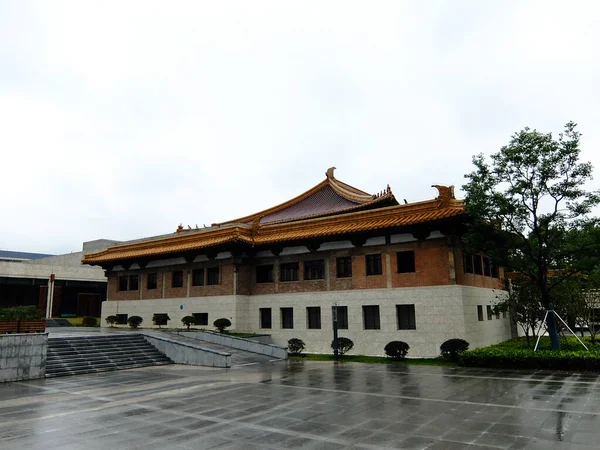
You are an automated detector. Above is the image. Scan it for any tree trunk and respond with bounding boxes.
[546,303,561,350]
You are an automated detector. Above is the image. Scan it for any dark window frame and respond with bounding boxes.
[256,264,274,284]
[172,270,184,288]
[207,267,220,285]
[464,253,474,274]
[366,254,383,276]
[146,273,158,290]
[118,275,128,292]
[486,305,493,320]
[483,257,492,277]
[192,269,205,287]
[260,308,272,329]
[363,305,381,330]
[336,257,352,278]
[307,307,321,329]
[128,275,139,291]
[396,304,417,330]
[281,307,294,329]
[280,262,299,282]
[474,255,483,275]
[334,305,348,329]
[396,251,416,273]
[192,312,208,326]
[304,259,325,280]
[477,305,484,321]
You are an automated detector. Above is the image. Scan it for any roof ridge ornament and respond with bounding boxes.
[432,185,455,208]
[326,166,336,179]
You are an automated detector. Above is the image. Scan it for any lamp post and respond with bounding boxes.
[332,302,339,360]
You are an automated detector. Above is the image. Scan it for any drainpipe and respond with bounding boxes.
[46,274,55,318]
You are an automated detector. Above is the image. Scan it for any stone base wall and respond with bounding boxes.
[0,333,48,382]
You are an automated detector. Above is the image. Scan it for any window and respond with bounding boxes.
[147,273,158,290]
[281,308,293,329]
[129,275,139,291]
[116,314,128,325]
[474,256,483,275]
[477,305,484,321]
[366,254,382,276]
[304,260,325,280]
[260,308,272,329]
[118,276,128,291]
[464,253,474,274]
[256,265,274,283]
[307,307,321,329]
[333,306,348,329]
[483,257,492,277]
[280,262,299,282]
[336,257,352,278]
[172,270,184,288]
[396,251,416,273]
[363,305,380,330]
[486,305,493,320]
[207,267,220,285]
[495,309,501,319]
[396,304,416,330]
[492,262,500,278]
[193,312,208,326]
[192,269,205,286]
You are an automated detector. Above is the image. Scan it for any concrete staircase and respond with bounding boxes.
[46,334,173,378]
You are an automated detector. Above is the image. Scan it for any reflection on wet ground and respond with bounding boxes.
[1,361,600,449]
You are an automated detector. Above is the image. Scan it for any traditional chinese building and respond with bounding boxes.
[82,168,512,357]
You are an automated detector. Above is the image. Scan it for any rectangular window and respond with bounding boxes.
[495,309,500,320]
[363,305,381,330]
[334,306,348,329]
[256,265,274,283]
[281,307,293,329]
[192,269,205,286]
[118,276,128,291]
[172,270,184,288]
[307,307,321,329]
[474,256,483,275]
[260,308,272,329]
[396,304,416,330]
[336,257,352,278]
[304,260,325,280]
[193,312,208,326]
[280,262,299,282]
[207,267,220,285]
[464,253,474,274]
[147,273,158,290]
[396,251,416,273]
[492,262,500,278]
[116,313,128,325]
[486,305,493,320]
[477,305,484,321]
[483,257,492,277]
[128,275,139,291]
[366,254,383,276]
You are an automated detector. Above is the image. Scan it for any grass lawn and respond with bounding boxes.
[290,353,457,367]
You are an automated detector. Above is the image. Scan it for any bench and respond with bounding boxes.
[0,320,46,334]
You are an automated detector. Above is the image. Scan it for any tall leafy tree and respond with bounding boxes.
[463,122,600,350]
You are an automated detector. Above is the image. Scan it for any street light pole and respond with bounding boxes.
[332,302,339,360]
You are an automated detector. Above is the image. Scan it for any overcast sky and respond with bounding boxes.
[1,0,599,255]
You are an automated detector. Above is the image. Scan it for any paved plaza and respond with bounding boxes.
[1,361,600,449]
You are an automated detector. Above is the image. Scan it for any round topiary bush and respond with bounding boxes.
[181,315,195,330]
[332,337,354,356]
[82,316,98,327]
[128,316,143,329]
[440,338,469,361]
[384,341,410,360]
[213,318,231,333]
[105,315,118,327]
[288,338,305,355]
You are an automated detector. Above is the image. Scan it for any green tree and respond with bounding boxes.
[463,122,600,350]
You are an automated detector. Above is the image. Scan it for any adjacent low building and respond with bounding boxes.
[82,168,512,357]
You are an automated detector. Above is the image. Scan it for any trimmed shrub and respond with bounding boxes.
[153,313,170,328]
[384,341,410,360]
[441,338,469,361]
[128,316,143,328]
[288,338,305,355]
[105,315,118,327]
[213,318,231,333]
[181,316,195,330]
[82,316,98,327]
[0,306,43,320]
[332,337,354,356]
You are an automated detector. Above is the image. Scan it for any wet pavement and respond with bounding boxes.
[1,361,600,449]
